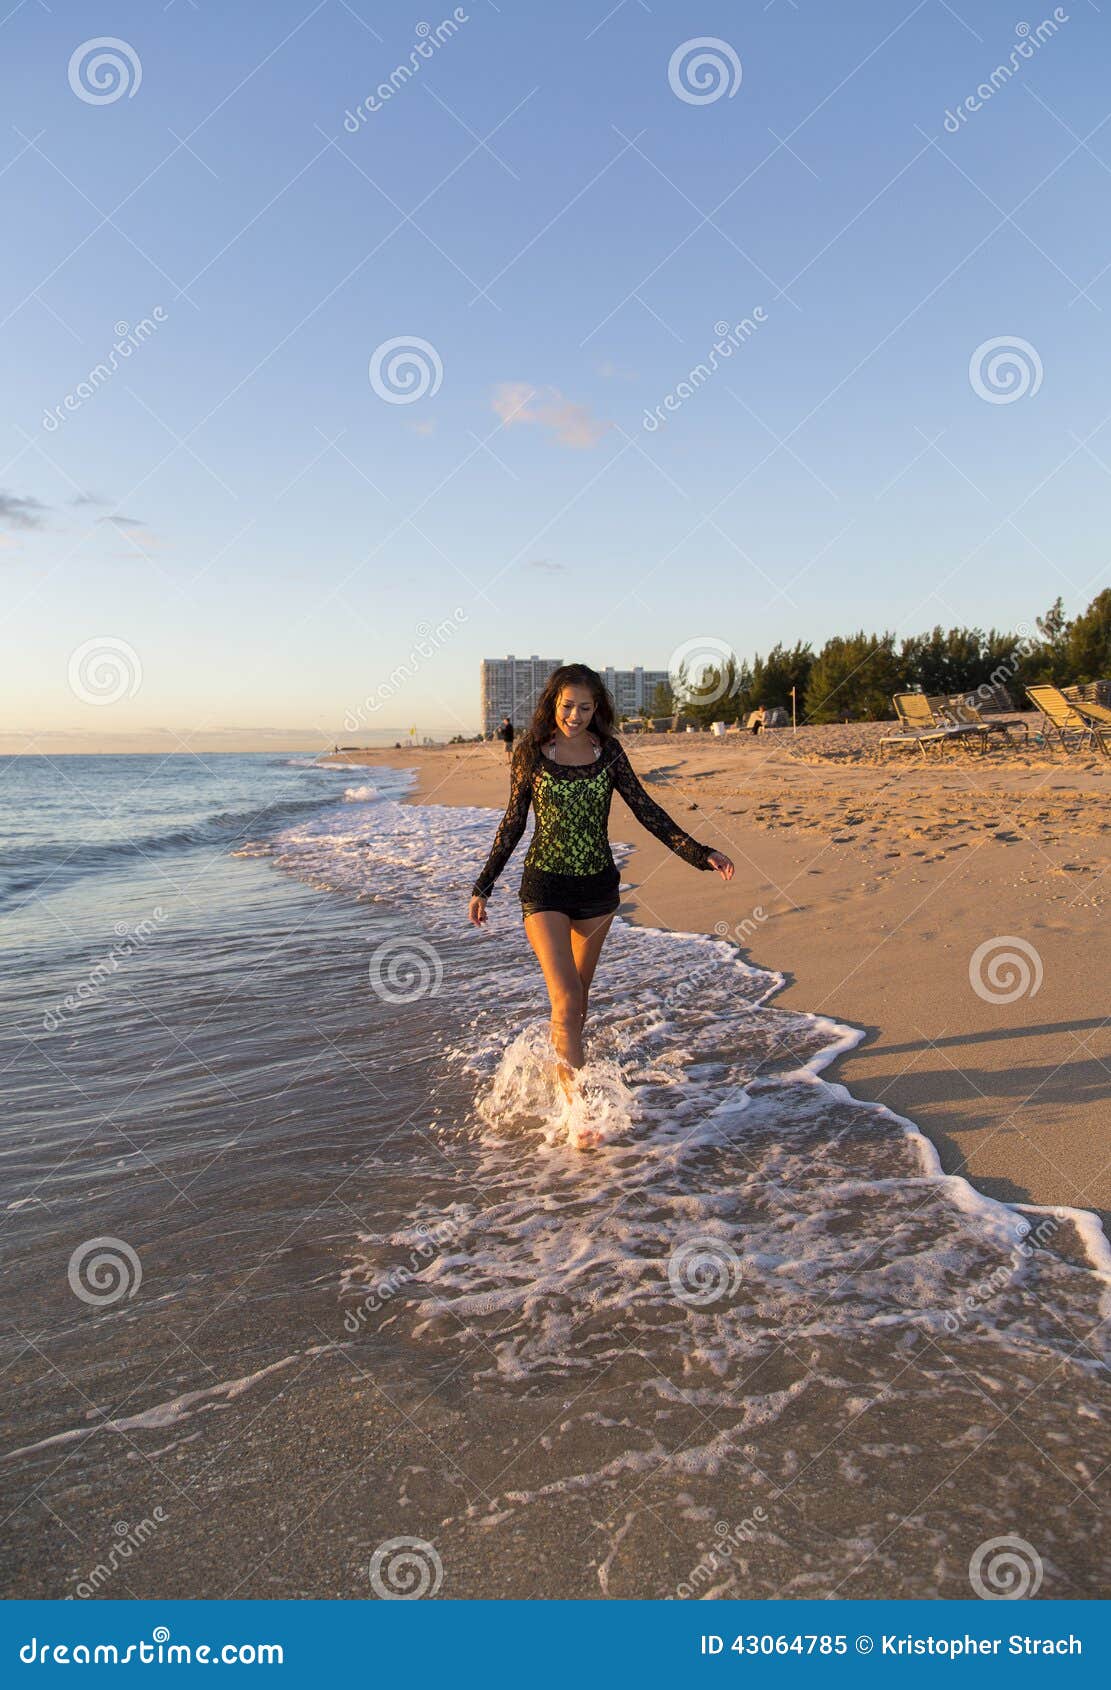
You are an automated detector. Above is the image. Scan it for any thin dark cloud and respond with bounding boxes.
[98,513,147,529]
[0,489,49,530]
[69,491,109,508]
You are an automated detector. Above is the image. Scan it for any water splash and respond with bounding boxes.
[474,1020,637,1150]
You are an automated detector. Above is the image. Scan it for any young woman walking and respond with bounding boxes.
[468,665,734,1130]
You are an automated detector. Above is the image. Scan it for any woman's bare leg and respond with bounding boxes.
[523,911,584,1095]
[570,911,616,1035]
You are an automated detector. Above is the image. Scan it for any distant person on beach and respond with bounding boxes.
[747,707,766,736]
[469,663,734,1146]
[498,716,514,759]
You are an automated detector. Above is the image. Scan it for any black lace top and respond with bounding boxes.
[472,733,716,903]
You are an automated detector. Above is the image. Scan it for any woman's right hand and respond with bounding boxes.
[468,895,489,927]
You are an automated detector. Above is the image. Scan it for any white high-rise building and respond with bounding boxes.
[481,658,672,734]
[599,665,671,718]
[481,655,563,736]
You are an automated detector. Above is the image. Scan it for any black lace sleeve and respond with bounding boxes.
[608,741,715,870]
[472,738,535,897]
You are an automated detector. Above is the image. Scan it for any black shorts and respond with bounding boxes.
[520,892,620,922]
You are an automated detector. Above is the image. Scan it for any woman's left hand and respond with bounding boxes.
[707,850,734,881]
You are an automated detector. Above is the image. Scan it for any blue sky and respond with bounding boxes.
[1,0,1107,749]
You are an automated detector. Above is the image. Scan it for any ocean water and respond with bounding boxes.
[2,752,1109,1600]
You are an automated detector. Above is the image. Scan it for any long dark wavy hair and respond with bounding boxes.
[526,663,617,749]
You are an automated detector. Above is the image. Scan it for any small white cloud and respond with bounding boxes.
[492,382,611,449]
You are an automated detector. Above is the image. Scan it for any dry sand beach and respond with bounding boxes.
[324,721,1111,1233]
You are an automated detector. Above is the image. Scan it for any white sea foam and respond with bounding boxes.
[2,1347,342,1464]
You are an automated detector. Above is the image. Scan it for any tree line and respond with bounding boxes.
[647,590,1111,726]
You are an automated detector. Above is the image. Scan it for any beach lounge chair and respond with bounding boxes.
[1026,685,1111,756]
[1063,687,1111,735]
[879,692,981,757]
[938,698,1029,744]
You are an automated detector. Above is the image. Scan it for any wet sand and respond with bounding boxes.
[323,723,1111,1233]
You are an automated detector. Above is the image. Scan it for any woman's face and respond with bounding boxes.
[555,685,596,737]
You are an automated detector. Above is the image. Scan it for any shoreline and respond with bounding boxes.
[321,726,1111,1237]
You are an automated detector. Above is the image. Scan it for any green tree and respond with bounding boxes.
[1065,588,1111,682]
[749,642,813,713]
[649,679,675,717]
[1027,595,1070,683]
[671,653,749,726]
[804,632,902,722]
